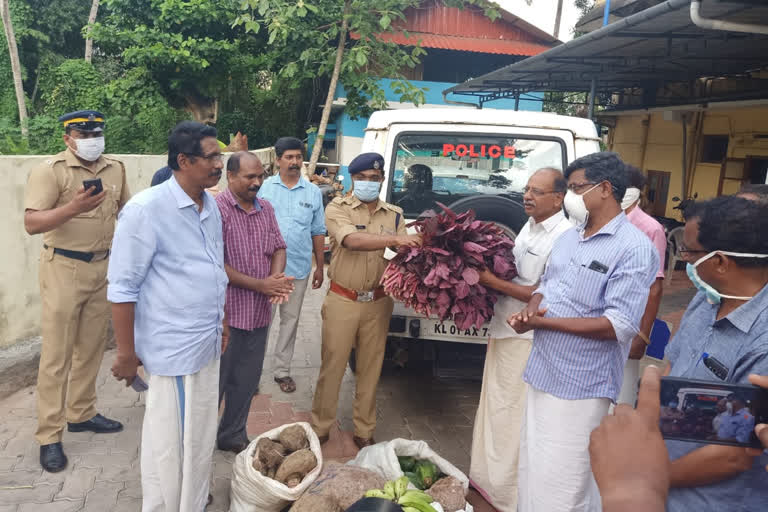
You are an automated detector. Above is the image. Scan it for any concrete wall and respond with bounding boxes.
[608,105,768,218]
[0,149,273,349]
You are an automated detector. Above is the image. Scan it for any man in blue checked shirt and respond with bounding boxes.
[258,137,326,394]
[662,196,768,512]
[509,152,658,512]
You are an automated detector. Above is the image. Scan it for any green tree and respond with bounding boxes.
[90,0,259,123]
[1,0,28,137]
[237,0,500,172]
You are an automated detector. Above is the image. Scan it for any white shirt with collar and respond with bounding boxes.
[489,210,572,339]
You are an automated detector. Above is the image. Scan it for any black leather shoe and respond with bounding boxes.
[217,440,249,454]
[67,413,123,434]
[40,442,68,473]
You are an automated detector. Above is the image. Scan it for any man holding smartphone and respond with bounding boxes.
[662,196,768,512]
[23,110,130,473]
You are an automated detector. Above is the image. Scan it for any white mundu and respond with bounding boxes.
[470,210,571,512]
[140,358,219,512]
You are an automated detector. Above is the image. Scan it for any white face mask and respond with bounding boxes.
[73,136,105,162]
[621,187,641,210]
[564,183,601,226]
[726,402,733,414]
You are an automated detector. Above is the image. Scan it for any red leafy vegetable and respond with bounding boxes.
[381,203,518,330]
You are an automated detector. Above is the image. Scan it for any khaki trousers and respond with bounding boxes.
[36,248,110,445]
[271,276,310,379]
[311,291,393,439]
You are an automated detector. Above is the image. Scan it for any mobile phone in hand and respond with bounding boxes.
[82,178,103,196]
[659,377,768,449]
[131,375,148,393]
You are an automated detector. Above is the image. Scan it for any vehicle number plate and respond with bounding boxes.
[432,322,488,338]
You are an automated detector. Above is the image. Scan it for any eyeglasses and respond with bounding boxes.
[523,186,557,196]
[567,181,597,193]
[678,245,708,256]
[188,152,224,163]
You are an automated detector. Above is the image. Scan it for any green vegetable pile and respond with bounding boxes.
[364,476,437,512]
[397,457,444,490]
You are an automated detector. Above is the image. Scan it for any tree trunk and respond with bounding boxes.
[307,0,349,175]
[84,0,100,63]
[0,0,28,139]
[553,0,564,40]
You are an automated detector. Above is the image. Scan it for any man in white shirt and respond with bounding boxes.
[469,168,572,512]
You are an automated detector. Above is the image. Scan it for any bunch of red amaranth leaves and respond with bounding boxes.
[381,203,517,330]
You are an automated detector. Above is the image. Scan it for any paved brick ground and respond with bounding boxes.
[0,273,694,511]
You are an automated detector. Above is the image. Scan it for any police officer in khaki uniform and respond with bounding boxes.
[311,152,421,449]
[24,110,130,473]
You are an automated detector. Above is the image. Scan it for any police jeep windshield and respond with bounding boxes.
[388,133,565,218]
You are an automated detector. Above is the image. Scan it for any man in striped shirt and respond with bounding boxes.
[510,152,658,512]
[215,151,292,453]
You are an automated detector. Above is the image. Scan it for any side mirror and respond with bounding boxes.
[672,196,680,202]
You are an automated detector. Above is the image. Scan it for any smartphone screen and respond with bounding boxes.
[82,178,103,196]
[660,377,768,449]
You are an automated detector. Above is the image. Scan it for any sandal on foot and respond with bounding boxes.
[274,376,296,393]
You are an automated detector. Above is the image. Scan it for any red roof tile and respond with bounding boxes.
[350,31,552,56]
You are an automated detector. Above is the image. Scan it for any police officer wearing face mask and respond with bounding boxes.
[24,110,130,473]
[663,195,768,512]
[310,152,421,449]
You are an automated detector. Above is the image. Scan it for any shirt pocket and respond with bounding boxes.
[292,200,314,227]
[570,265,610,313]
[61,178,100,218]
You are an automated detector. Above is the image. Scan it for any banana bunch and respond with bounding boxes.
[364,476,437,512]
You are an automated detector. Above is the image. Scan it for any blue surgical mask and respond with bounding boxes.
[353,181,380,202]
[686,250,768,304]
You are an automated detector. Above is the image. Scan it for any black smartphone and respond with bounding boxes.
[82,178,103,196]
[659,377,768,449]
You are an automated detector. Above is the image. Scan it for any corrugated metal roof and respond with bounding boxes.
[350,31,551,56]
[445,0,768,105]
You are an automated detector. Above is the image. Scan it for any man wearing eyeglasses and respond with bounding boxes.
[310,152,421,449]
[108,121,229,510]
[509,152,658,512]
[470,167,571,512]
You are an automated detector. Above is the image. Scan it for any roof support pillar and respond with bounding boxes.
[514,94,520,111]
[588,77,597,119]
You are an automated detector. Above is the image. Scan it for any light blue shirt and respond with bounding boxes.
[524,213,658,401]
[665,284,768,512]
[257,174,326,279]
[107,175,228,377]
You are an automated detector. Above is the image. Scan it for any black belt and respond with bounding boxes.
[44,245,109,263]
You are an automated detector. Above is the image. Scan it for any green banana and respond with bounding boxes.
[398,490,433,505]
[398,500,437,512]
[402,508,421,512]
[383,480,396,500]
[364,489,390,499]
[394,475,409,499]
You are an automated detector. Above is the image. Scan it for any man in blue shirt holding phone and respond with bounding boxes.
[663,196,768,512]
